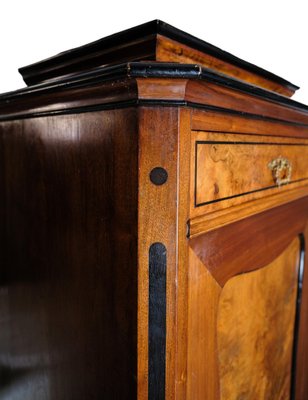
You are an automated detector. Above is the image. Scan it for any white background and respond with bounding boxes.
[1,0,307,103]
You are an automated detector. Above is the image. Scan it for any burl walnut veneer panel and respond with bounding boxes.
[217,238,300,400]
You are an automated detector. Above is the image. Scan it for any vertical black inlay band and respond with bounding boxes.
[290,234,306,400]
[148,242,167,400]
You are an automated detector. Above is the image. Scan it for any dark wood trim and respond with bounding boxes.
[2,63,307,112]
[18,20,298,92]
[148,243,167,398]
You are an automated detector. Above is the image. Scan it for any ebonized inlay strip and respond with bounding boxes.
[148,242,167,400]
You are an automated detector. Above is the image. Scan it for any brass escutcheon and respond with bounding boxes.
[268,156,292,186]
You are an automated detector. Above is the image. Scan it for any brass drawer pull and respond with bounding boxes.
[268,156,292,186]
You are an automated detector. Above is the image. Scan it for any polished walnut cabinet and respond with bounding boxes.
[0,20,307,400]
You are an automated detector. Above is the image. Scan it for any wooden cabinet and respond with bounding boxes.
[0,20,307,399]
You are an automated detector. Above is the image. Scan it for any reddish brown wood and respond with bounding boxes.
[0,79,138,120]
[0,109,138,399]
[185,80,308,125]
[174,108,191,399]
[194,133,308,206]
[18,20,297,97]
[217,238,299,399]
[187,247,221,399]
[191,109,308,139]
[187,200,308,399]
[1,75,307,128]
[156,35,296,97]
[190,197,308,287]
[137,107,180,400]
[1,22,308,400]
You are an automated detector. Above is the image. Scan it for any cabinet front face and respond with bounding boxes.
[217,238,299,400]
[187,216,306,400]
[185,111,308,400]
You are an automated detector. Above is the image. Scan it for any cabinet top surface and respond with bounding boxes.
[18,20,298,95]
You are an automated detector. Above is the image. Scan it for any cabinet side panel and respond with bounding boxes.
[0,109,138,399]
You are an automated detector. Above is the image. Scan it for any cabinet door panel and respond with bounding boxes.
[217,237,299,400]
[187,199,308,400]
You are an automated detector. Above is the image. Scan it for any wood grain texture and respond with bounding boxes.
[0,78,138,121]
[136,78,188,101]
[189,185,308,238]
[190,197,308,287]
[0,109,138,399]
[174,108,192,400]
[0,72,307,129]
[217,237,300,400]
[189,130,308,230]
[187,205,308,400]
[138,107,179,400]
[137,106,192,400]
[18,20,297,96]
[187,247,221,400]
[156,35,295,97]
[185,80,308,125]
[195,134,308,207]
[1,22,308,399]
[191,109,308,139]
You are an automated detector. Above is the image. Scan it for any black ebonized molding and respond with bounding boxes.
[194,140,308,207]
[19,20,298,91]
[291,234,306,400]
[1,63,308,113]
[148,243,167,400]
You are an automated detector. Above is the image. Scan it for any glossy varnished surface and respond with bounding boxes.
[217,238,300,400]
[188,111,308,237]
[189,197,308,287]
[187,247,221,399]
[194,132,308,207]
[138,107,180,400]
[18,20,297,96]
[187,196,308,399]
[0,109,138,399]
[1,65,308,125]
[1,24,308,399]
[156,35,296,96]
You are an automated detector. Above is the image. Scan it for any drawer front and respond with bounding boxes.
[194,132,308,207]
